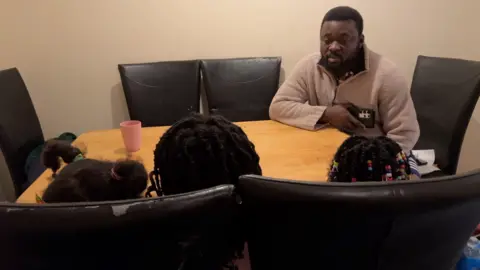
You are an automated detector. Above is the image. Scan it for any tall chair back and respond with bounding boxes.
[239,170,480,270]
[0,185,242,270]
[118,60,201,127]
[0,68,44,196]
[201,57,281,122]
[411,56,480,175]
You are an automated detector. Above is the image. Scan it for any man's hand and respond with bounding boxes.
[322,105,365,131]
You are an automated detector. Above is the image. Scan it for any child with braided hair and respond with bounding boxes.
[147,113,262,196]
[146,113,261,270]
[328,136,412,182]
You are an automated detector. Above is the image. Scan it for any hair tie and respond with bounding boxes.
[111,168,122,181]
[329,161,339,179]
[367,160,373,171]
[385,165,393,181]
[395,151,410,180]
[73,153,84,162]
[36,193,45,204]
[331,161,339,172]
[396,153,404,163]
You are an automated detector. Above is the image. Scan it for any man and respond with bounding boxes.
[269,6,420,154]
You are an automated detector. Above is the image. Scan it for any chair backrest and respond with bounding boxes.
[0,185,242,270]
[201,57,281,122]
[0,68,44,196]
[118,60,201,127]
[238,170,480,270]
[411,55,480,175]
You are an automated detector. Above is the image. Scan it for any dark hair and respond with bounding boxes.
[41,140,148,203]
[328,136,411,182]
[42,139,83,176]
[148,114,262,196]
[147,114,261,269]
[322,6,364,35]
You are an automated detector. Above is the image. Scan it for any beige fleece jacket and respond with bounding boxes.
[269,48,420,152]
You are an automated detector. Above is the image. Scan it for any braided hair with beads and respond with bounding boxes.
[328,136,411,182]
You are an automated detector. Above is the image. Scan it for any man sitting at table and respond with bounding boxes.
[269,6,420,154]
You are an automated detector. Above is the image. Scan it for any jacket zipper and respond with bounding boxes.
[327,69,368,105]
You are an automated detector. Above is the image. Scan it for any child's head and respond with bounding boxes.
[41,140,148,203]
[328,136,411,182]
[42,139,83,176]
[149,114,262,196]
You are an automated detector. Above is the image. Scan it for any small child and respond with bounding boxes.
[147,114,262,196]
[41,140,148,203]
[328,136,412,182]
[146,114,261,269]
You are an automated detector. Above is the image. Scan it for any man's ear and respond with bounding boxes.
[359,34,365,48]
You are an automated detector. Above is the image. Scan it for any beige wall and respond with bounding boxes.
[0,0,479,184]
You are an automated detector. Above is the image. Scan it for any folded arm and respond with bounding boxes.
[269,59,326,130]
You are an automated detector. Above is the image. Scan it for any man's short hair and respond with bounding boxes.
[321,6,363,35]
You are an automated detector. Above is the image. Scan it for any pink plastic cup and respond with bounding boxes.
[120,120,142,152]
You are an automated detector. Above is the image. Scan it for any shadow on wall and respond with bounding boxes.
[279,67,286,86]
[458,116,480,173]
[111,83,130,127]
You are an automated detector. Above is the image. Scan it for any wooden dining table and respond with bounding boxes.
[16,120,348,203]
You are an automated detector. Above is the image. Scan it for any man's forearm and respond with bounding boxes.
[270,99,326,130]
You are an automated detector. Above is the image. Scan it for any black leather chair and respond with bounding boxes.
[238,170,480,270]
[118,60,201,127]
[411,56,480,175]
[0,185,242,270]
[0,68,44,196]
[201,57,281,122]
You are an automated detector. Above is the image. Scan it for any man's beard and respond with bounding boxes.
[322,46,362,73]
[325,53,344,68]
[323,53,357,74]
